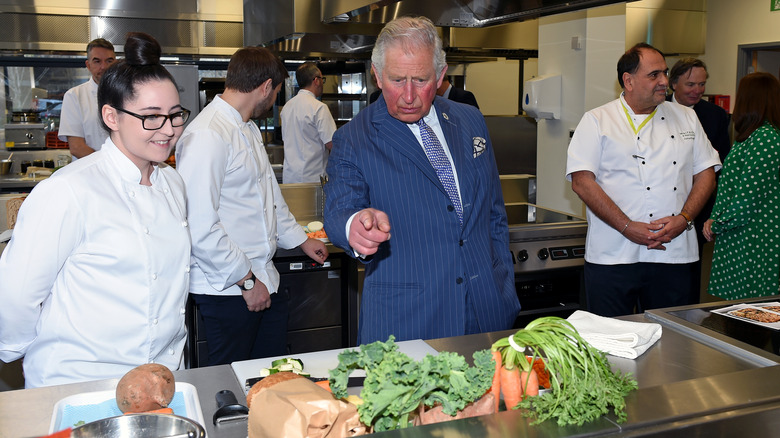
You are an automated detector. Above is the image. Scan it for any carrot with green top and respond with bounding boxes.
[487,349,502,412]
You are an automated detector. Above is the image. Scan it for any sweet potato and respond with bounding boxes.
[116,363,175,413]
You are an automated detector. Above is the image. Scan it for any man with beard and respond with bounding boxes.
[566,43,721,317]
[176,47,328,365]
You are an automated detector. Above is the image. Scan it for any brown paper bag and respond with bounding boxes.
[248,378,368,438]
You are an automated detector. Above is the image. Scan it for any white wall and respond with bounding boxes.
[702,0,780,111]
[535,4,626,215]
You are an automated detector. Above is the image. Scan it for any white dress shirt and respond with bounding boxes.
[58,78,109,160]
[566,94,721,265]
[281,89,337,183]
[0,138,191,388]
[176,95,307,296]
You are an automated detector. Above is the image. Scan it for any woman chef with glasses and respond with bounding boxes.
[0,32,193,388]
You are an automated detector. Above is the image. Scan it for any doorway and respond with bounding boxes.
[736,42,780,85]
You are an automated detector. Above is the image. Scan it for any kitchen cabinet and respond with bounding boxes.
[186,248,355,367]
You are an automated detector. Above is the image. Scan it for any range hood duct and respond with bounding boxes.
[321,0,636,28]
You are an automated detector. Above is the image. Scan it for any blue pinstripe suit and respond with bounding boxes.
[324,96,520,343]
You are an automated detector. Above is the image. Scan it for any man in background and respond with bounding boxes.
[58,38,116,159]
[324,16,519,344]
[667,58,731,304]
[176,47,328,365]
[281,62,337,183]
[436,76,479,109]
[566,43,721,317]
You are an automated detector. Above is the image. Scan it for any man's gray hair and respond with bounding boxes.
[371,16,447,80]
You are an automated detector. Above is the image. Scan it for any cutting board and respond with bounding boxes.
[231,339,439,395]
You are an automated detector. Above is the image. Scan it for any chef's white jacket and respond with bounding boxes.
[566,95,721,265]
[281,89,337,183]
[0,138,191,388]
[58,78,109,159]
[175,96,307,296]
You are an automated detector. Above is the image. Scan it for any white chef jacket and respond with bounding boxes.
[176,95,307,296]
[281,89,337,183]
[0,138,191,388]
[566,95,721,265]
[58,78,109,160]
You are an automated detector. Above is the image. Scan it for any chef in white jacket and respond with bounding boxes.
[0,33,192,388]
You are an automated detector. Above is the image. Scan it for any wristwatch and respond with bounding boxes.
[679,211,694,231]
[238,272,256,291]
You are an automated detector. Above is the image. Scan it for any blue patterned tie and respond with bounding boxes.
[417,118,463,223]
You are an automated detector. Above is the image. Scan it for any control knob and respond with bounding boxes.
[537,248,549,260]
[516,249,528,262]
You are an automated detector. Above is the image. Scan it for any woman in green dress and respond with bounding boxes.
[703,72,780,300]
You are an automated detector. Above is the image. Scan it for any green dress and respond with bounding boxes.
[708,122,780,300]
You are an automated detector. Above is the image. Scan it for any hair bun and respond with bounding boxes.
[123,32,162,67]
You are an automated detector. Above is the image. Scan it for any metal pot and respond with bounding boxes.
[70,413,206,438]
[11,111,40,123]
[0,160,11,175]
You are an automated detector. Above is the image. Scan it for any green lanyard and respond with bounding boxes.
[621,100,657,135]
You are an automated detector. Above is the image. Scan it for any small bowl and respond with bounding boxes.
[71,413,206,438]
[0,160,12,175]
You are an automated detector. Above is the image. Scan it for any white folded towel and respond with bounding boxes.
[566,310,662,359]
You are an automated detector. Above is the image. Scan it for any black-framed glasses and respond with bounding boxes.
[316,76,326,83]
[115,107,191,130]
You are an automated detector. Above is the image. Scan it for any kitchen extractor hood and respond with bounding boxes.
[321,0,637,28]
[248,0,636,57]
[244,0,384,56]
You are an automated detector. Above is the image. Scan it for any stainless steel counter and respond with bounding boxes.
[0,364,246,438]
[2,313,779,437]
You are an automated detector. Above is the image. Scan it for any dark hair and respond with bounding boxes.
[87,38,114,55]
[97,32,177,132]
[732,72,780,142]
[669,58,708,91]
[617,43,664,89]
[295,62,320,89]
[225,47,288,93]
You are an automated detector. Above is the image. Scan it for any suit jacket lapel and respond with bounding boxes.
[371,99,444,193]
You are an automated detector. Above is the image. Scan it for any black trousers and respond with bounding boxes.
[191,289,290,366]
[584,261,696,317]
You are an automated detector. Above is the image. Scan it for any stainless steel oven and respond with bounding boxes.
[507,203,587,327]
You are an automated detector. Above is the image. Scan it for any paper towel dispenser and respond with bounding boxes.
[523,75,561,121]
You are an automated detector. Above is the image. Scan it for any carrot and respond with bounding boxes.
[529,357,551,389]
[499,364,523,410]
[486,350,502,412]
[314,379,332,392]
[520,369,540,398]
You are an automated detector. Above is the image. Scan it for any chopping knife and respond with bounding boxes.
[244,375,366,392]
[212,389,249,426]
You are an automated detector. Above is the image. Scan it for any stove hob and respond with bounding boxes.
[506,204,587,274]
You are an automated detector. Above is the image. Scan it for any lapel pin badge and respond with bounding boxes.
[442,112,449,121]
[472,137,486,158]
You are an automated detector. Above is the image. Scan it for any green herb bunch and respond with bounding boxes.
[493,316,638,426]
[329,336,494,432]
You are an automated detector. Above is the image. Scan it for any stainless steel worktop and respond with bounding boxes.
[0,364,246,438]
[2,311,773,437]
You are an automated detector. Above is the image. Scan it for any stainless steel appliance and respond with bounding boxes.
[507,203,587,327]
[5,123,46,150]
